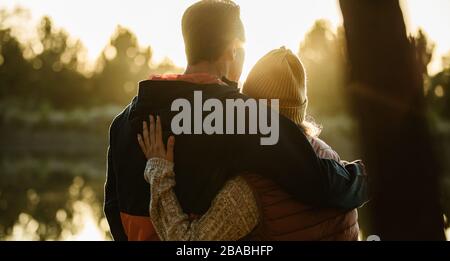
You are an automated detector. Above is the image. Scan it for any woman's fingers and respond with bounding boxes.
[149,115,156,149]
[137,134,147,157]
[156,116,163,150]
[166,136,175,162]
[140,114,174,161]
[142,120,151,150]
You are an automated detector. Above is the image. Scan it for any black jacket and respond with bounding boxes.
[104,78,369,240]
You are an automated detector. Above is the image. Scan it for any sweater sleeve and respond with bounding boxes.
[308,136,342,163]
[144,158,259,241]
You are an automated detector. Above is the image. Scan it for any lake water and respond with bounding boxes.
[1,120,449,241]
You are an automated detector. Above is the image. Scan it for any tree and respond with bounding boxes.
[92,26,151,105]
[0,8,33,100]
[340,0,445,240]
[0,28,32,100]
[31,16,90,109]
[427,66,450,119]
[93,26,183,106]
[0,10,92,110]
[411,29,435,79]
[0,8,184,109]
[298,20,349,117]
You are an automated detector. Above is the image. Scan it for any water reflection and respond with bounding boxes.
[0,156,111,241]
[0,125,448,241]
[3,175,109,240]
[4,176,110,241]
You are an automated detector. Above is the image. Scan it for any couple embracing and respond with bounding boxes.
[104,0,369,241]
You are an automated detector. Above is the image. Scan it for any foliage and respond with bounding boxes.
[0,9,182,111]
[298,20,349,118]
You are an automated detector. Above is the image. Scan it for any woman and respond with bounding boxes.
[138,48,361,240]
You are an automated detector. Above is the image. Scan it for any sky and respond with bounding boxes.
[1,0,450,77]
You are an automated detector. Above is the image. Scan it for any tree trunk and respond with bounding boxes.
[339,0,445,240]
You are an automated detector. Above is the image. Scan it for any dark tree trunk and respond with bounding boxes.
[339,0,445,240]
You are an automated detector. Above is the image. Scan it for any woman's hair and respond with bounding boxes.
[299,115,322,138]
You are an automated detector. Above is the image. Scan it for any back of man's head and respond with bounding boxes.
[182,0,245,65]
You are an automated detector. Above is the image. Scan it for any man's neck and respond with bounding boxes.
[184,61,226,80]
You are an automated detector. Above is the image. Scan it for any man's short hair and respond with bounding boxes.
[182,0,245,65]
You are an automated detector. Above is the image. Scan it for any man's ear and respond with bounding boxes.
[223,42,236,62]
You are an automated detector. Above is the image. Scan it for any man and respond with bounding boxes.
[104,0,368,241]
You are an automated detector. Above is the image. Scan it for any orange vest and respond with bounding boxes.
[242,173,359,241]
[120,174,359,241]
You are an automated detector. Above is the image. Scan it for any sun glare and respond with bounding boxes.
[1,0,448,77]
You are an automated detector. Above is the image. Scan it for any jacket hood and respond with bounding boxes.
[128,78,240,133]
